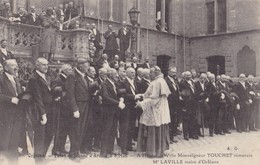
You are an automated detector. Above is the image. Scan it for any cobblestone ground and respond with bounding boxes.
[4,129,259,165]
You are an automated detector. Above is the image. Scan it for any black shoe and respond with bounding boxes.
[198,134,204,137]
[191,135,199,139]
[237,130,242,133]
[80,149,91,155]
[184,137,189,141]
[220,132,225,135]
[210,134,213,137]
[127,147,135,151]
[224,131,231,134]
[121,150,128,155]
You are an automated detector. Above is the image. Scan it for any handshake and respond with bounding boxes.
[135,94,144,101]
[118,97,126,110]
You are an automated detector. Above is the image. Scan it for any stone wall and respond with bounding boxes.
[189,30,260,76]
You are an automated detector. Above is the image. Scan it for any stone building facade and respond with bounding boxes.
[3,0,260,76]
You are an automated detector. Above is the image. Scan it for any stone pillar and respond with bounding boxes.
[214,0,218,34]
[161,0,166,31]
[72,28,91,59]
[108,0,113,21]
[168,0,173,33]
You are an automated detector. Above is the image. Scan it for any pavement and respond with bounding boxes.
[1,128,260,165]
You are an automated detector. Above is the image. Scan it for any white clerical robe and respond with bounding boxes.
[139,74,171,127]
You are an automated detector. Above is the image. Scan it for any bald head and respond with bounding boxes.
[36,58,49,74]
[87,66,96,78]
[60,63,72,76]
[99,67,108,80]
[3,59,18,76]
[107,68,118,82]
[142,68,150,80]
[126,67,136,80]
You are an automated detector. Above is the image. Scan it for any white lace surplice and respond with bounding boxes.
[139,75,171,127]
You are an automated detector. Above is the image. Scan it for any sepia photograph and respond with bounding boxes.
[0,0,260,165]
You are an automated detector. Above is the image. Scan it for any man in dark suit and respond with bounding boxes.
[179,71,198,140]
[51,64,73,156]
[104,24,119,61]
[100,68,125,157]
[26,6,41,26]
[56,4,65,23]
[246,75,258,131]
[0,39,14,64]
[235,74,252,132]
[138,68,150,94]
[165,67,180,142]
[118,67,141,154]
[64,58,93,157]
[194,73,209,137]
[118,21,131,62]
[142,57,150,69]
[26,58,53,164]
[216,75,231,134]
[91,23,103,55]
[92,68,108,150]
[0,59,23,164]
[109,55,120,70]
[206,73,221,136]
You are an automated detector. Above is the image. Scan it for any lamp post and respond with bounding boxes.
[128,7,140,60]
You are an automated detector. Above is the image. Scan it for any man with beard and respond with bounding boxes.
[165,67,180,143]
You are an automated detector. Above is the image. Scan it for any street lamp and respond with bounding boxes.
[128,7,140,60]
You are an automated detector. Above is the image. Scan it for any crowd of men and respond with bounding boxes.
[0,1,79,28]
[0,48,260,164]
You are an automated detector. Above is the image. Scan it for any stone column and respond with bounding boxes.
[108,0,113,21]
[161,0,166,31]
[214,0,218,34]
[72,28,91,59]
[168,0,173,33]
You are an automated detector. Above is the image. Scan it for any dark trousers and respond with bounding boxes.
[92,106,103,148]
[215,103,226,134]
[100,109,118,156]
[67,117,80,157]
[241,106,250,131]
[118,108,130,152]
[34,112,54,162]
[208,105,218,135]
[182,111,196,138]
[169,110,178,140]
[249,103,257,130]
[127,106,137,149]
[53,114,70,153]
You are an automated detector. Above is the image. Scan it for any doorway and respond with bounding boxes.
[207,55,225,75]
[157,55,171,77]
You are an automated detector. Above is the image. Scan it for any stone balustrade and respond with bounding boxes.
[0,16,91,61]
